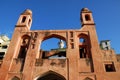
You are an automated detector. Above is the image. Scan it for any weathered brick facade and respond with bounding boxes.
[0,8,120,80]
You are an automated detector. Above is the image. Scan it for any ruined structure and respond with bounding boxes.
[0,8,120,80]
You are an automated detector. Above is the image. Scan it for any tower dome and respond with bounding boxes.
[24,9,32,15]
[81,8,90,12]
[21,9,32,17]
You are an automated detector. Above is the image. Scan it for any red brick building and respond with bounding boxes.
[0,8,120,80]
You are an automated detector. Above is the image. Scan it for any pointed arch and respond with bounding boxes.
[78,33,90,58]
[40,34,67,59]
[18,35,30,59]
[11,76,20,80]
[21,34,31,44]
[84,77,93,80]
[78,33,89,44]
[35,71,66,80]
[43,34,66,42]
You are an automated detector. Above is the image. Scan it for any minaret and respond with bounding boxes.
[80,8,95,27]
[80,8,105,78]
[0,9,33,80]
[16,9,32,30]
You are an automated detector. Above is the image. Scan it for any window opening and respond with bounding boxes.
[105,63,116,72]
[85,14,91,21]
[105,47,109,50]
[21,16,26,23]
[18,46,27,59]
[71,43,74,49]
[2,45,7,49]
[80,38,85,43]
[18,37,30,72]
[70,39,73,42]
[105,42,108,45]
[18,38,29,59]
[70,32,73,38]
[0,52,5,60]
[79,47,87,58]
[28,19,31,26]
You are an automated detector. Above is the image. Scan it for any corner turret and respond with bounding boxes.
[16,9,32,30]
[80,8,95,27]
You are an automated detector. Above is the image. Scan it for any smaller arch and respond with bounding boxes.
[21,35,31,46]
[11,76,20,80]
[35,71,66,80]
[78,33,89,44]
[78,33,91,58]
[80,38,85,43]
[17,34,31,71]
[78,33,88,38]
[21,16,26,23]
[18,35,30,58]
[21,34,30,39]
[84,77,93,80]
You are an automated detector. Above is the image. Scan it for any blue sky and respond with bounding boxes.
[0,0,120,53]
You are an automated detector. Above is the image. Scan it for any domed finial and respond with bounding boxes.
[22,9,32,17]
[81,8,90,12]
[25,9,32,14]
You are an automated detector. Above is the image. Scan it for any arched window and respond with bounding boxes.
[80,38,85,43]
[21,16,26,23]
[17,35,30,72]
[79,35,88,58]
[18,35,30,59]
[85,14,91,21]
[11,76,20,80]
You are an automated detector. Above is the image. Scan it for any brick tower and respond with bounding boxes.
[0,8,120,80]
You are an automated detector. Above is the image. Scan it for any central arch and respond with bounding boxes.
[40,34,67,59]
[35,71,66,80]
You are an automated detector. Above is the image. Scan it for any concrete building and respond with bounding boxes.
[100,40,111,50]
[0,35,10,66]
[0,8,120,80]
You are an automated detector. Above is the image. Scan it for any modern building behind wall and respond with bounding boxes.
[0,35,10,66]
[0,8,120,80]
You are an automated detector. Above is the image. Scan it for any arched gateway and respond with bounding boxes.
[1,8,119,80]
[35,71,66,80]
